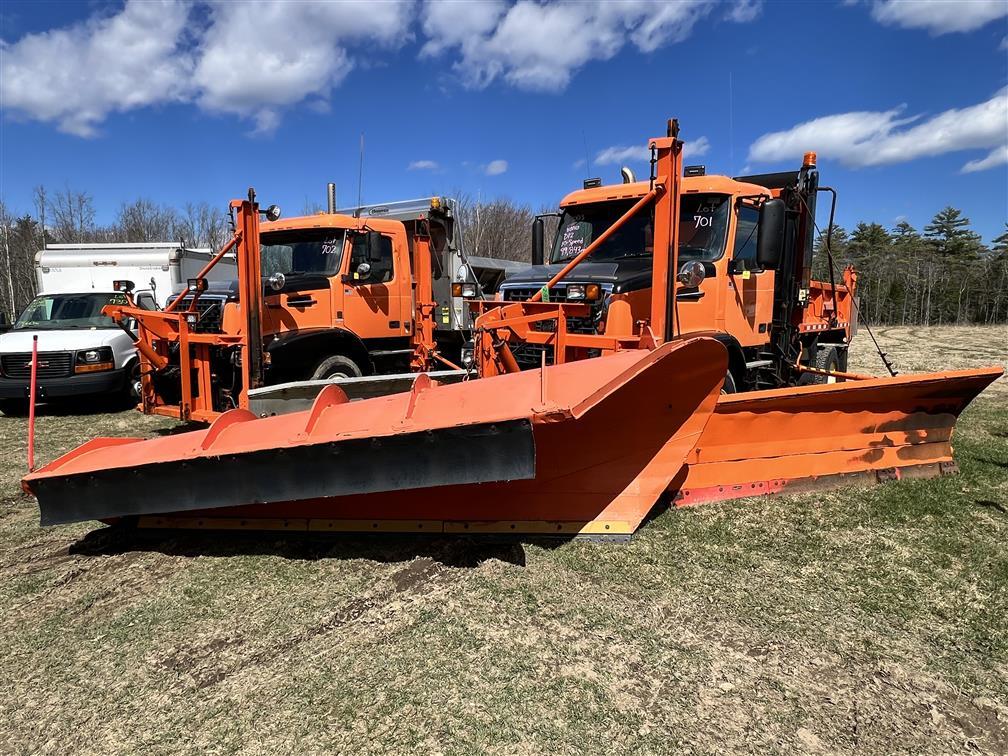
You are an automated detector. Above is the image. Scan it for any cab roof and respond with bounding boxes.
[559,175,772,208]
[262,213,405,235]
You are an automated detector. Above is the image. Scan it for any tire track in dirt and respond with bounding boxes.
[160,555,450,690]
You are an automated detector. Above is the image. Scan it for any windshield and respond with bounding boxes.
[549,193,731,264]
[261,228,346,277]
[14,292,128,330]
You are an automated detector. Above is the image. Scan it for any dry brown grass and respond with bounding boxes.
[0,326,1005,755]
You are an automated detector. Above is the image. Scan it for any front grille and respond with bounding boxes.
[511,342,554,370]
[1,351,73,379]
[178,295,228,333]
[502,286,600,335]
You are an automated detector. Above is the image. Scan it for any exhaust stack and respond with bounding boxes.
[621,166,636,184]
[326,182,337,213]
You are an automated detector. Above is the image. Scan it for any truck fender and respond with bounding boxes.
[266,327,374,377]
[681,329,746,388]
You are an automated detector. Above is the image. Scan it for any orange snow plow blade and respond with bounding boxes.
[24,337,726,537]
[673,366,1003,506]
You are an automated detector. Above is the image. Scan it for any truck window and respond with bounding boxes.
[261,228,346,278]
[349,233,394,283]
[678,194,730,262]
[549,193,730,264]
[732,204,759,268]
[13,293,126,330]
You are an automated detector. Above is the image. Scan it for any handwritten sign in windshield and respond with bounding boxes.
[557,221,590,260]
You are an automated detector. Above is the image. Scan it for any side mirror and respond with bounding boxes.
[355,261,372,279]
[366,230,385,262]
[531,217,544,266]
[756,199,785,270]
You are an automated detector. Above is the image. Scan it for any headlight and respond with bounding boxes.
[185,313,198,326]
[462,283,477,298]
[461,347,474,369]
[77,347,112,364]
[566,284,586,300]
[75,346,114,373]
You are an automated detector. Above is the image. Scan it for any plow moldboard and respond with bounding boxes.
[673,366,1003,506]
[25,338,727,536]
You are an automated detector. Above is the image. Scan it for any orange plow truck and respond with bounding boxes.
[22,120,1002,538]
[102,192,483,423]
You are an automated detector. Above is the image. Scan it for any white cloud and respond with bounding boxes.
[0,0,414,136]
[1000,35,1007,51]
[962,145,1008,173]
[192,0,413,133]
[572,158,587,170]
[748,88,1008,173]
[726,0,763,23]
[408,160,440,171]
[596,145,648,166]
[0,0,194,136]
[867,0,1007,34]
[596,135,711,165]
[419,0,739,92]
[484,159,508,176]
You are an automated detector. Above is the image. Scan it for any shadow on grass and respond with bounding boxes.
[976,499,1007,514]
[66,521,557,568]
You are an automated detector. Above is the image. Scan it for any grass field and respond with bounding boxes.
[0,325,1006,754]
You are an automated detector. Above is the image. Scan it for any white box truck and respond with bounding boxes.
[0,243,236,415]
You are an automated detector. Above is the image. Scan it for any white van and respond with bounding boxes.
[0,243,236,415]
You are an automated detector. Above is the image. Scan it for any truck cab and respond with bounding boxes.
[497,158,855,391]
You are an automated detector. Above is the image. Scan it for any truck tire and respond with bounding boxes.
[721,370,737,394]
[124,361,142,402]
[311,355,362,381]
[811,346,840,384]
[0,399,29,417]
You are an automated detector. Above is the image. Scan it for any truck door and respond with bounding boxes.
[724,203,775,347]
[342,231,405,338]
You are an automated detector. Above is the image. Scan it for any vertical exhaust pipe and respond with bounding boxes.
[327,182,337,214]
[621,166,636,184]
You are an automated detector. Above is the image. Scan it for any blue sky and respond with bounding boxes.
[2,0,1006,242]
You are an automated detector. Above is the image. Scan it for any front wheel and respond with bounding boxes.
[124,361,142,402]
[721,370,737,395]
[311,355,362,381]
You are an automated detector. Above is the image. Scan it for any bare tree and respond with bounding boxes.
[177,202,229,249]
[48,186,96,243]
[116,198,180,242]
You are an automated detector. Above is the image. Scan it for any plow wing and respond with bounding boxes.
[24,337,727,536]
[675,367,1002,506]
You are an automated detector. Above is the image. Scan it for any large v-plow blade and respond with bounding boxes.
[24,337,727,537]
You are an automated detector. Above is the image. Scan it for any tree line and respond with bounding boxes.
[1,186,1005,327]
[814,208,1008,326]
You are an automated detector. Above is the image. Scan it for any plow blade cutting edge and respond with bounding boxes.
[674,366,1002,506]
[24,337,727,536]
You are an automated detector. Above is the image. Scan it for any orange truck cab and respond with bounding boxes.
[494,156,856,391]
[139,195,487,420]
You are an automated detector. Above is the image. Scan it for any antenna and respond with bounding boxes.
[729,71,734,173]
[582,130,591,178]
[356,133,364,218]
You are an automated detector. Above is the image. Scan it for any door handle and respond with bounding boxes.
[287,297,316,307]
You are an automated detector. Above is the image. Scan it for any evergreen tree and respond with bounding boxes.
[924,206,982,258]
